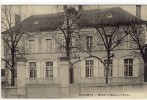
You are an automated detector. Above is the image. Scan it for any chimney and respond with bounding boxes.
[136,5,141,18]
[63,5,67,14]
[15,14,21,25]
[78,5,82,14]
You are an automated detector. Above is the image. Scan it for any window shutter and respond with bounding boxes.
[133,58,139,77]
[113,59,119,77]
[119,59,124,77]
[53,61,58,78]
[81,60,85,78]
[35,39,38,53]
[26,62,29,78]
[25,40,29,53]
[43,62,46,78]
[99,61,104,77]
[37,62,40,78]
[53,39,56,52]
[82,37,86,51]
[40,62,44,78]
[52,39,55,52]
[42,39,46,53]
[94,60,98,77]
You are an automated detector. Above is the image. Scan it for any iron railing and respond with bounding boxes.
[25,78,59,85]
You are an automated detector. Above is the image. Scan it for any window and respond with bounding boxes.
[46,61,53,78]
[107,13,112,18]
[29,40,35,53]
[29,62,37,78]
[1,69,5,77]
[46,39,52,52]
[104,59,113,77]
[86,36,93,51]
[85,60,94,77]
[124,59,133,77]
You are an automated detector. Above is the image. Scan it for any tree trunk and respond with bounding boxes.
[11,49,15,86]
[106,52,110,84]
[144,61,147,82]
[11,68,15,86]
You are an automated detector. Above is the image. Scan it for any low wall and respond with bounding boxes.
[1,87,18,98]
[26,85,61,98]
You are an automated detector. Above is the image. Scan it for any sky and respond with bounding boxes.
[8,5,147,21]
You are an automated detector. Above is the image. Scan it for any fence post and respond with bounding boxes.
[59,57,69,97]
[16,57,27,98]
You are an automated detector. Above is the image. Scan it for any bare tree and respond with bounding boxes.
[1,5,28,86]
[94,24,129,84]
[54,5,83,83]
[123,22,147,82]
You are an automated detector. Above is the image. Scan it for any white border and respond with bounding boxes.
[1,0,147,5]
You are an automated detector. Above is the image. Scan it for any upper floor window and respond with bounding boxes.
[29,40,35,53]
[104,59,113,77]
[86,36,93,51]
[29,62,37,78]
[1,69,5,77]
[85,60,94,77]
[124,59,133,77]
[46,39,53,52]
[46,61,53,78]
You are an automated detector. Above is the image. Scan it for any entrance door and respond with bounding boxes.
[69,67,74,84]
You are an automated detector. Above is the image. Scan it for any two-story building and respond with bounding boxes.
[2,6,147,98]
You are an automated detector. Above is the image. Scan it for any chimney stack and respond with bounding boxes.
[136,5,141,18]
[15,14,21,25]
[63,5,67,14]
[78,5,82,14]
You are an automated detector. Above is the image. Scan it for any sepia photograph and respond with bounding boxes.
[1,5,147,98]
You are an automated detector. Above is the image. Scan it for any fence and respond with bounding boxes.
[25,78,59,85]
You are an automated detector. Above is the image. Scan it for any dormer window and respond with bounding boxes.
[107,13,112,18]
[34,21,39,25]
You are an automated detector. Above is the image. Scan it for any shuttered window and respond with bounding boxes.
[29,62,37,78]
[86,36,93,51]
[85,60,94,77]
[124,59,133,77]
[29,40,35,53]
[46,39,52,52]
[46,61,53,78]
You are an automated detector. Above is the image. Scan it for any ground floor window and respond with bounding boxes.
[124,59,133,77]
[46,61,53,78]
[85,60,94,77]
[29,62,37,78]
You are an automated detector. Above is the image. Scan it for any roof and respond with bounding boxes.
[2,7,146,33]
[77,7,144,27]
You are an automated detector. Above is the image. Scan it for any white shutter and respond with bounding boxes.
[40,62,44,78]
[37,62,40,78]
[133,58,139,77]
[25,62,29,78]
[113,59,119,77]
[52,39,55,52]
[53,61,58,78]
[119,59,124,77]
[94,60,98,77]
[25,40,29,53]
[42,39,46,53]
[35,39,38,53]
[43,62,46,78]
[81,60,85,78]
[99,61,104,77]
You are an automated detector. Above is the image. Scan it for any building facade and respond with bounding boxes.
[2,6,147,98]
